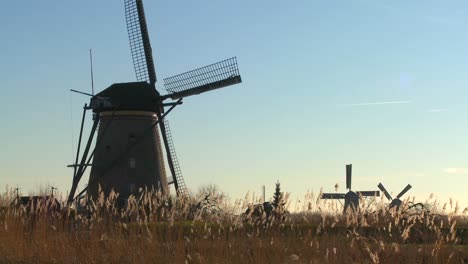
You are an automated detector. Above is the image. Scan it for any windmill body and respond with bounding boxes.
[87,82,169,199]
[67,0,242,203]
[343,191,359,213]
[389,199,402,209]
[321,164,380,213]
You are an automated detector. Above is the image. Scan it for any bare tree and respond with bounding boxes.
[191,184,225,217]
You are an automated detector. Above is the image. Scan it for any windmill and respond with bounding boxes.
[67,0,242,204]
[321,164,380,213]
[377,183,412,210]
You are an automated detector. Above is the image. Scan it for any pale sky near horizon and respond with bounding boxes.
[1,1,467,210]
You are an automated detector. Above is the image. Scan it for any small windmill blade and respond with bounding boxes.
[162,57,242,100]
[125,0,157,85]
[396,184,412,199]
[356,191,380,197]
[377,183,393,200]
[321,193,346,199]
[346,164,352,190]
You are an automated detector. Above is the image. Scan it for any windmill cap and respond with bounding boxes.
[91,82,160,112]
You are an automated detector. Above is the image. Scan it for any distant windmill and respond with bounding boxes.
[14,185,21,199]
[377,183,412,210]
[321,164,380,213]
[51,186,58,197]
[67,0,242,204]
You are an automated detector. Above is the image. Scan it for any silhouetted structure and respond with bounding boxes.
[321,164,380,213]
[244,182,288,220]
[244,202,274,219]
[67,0,242,204]
[12,196,61,212]
[378,183,412,210]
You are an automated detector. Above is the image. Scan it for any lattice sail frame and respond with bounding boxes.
[125,0,156,84]
[163,57,240,94]
[321,193,346,199]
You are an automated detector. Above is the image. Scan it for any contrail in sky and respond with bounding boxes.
[341,100,413,107]
[427,108,448,113]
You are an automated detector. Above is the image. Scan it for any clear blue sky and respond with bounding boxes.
[1,1,467,208]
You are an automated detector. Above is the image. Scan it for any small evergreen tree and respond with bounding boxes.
[272,181,284,210]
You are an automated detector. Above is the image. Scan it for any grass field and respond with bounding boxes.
[0,190,467,263]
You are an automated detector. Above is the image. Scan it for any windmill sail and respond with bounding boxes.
[163,119,189,198]
[321,193,345,199]
[162,57,241,100]
[126,0,187,198]
[396,184,412,199]
[377,183,393,200]
[346,164,352,190]
[125,0,157,85]
[356,191,380,197]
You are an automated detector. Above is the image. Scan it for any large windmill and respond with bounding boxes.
[321,164,380,213]
[67,0,242,203]
[377,183,412,210]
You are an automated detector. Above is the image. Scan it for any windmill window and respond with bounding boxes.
[129,157,136,168]
[129,133,136,143]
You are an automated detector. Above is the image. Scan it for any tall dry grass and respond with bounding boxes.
[0,188,467,264]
